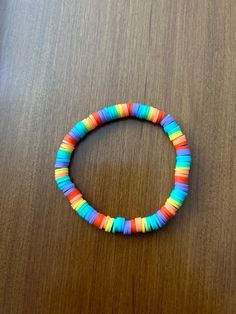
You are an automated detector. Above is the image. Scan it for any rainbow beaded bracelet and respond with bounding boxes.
[55,103,192,235]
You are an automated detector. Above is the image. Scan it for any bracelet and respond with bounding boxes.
[55,103,192,235]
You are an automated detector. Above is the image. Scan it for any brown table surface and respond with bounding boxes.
[0,1,235,313]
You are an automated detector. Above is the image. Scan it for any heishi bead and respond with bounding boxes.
[141,217,148,232]
[151,108,160,123]
[124,220,131,235]
[135,217,142,232]
[121,103,129,117]
[99,215,107,229]
[101,216,110,230]
[131,103,140,116]
[147,106,155,121]
[115,104,123,117]
[91,112,103,126]
[127,102,133,115]
[98,109,108,123]
[105,217,114,232]
[131,219,137,233]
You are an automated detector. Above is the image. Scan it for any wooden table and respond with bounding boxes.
[1,1,235,313]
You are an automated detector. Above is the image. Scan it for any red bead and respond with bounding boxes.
[93,214,105,228]
[67,189,81,201]
[64,134,77,146]
[131,219,137,233]
[92,112,103,126]
[160,206,173,220]
[127,102,133,115]
[176,145,190,151]
[156,110,166,124]
[174,176,189,184]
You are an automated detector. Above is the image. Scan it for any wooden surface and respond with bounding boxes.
[0,1,235,313]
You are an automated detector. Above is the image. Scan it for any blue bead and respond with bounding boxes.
[175,182,189,192]
[88,210,98,224]
[98,110,108,123]
[131,103,140,116]
[156,211,167,226]
[69,129,80,141]
[55,162,69,168]
[84,206,95,221]
[160,115,175,127]
[124,220,131,235]
[176,149,191,156]
[62,183,74,193]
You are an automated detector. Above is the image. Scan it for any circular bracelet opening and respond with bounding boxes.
[55,103,192,235]
[70,119,174,218]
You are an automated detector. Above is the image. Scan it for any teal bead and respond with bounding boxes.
[104,106,117,120]
[57,150,72,158]
[176,161,191,168]
[112,218,118,233]
[77,202,89,216]
[57,180,72,190]
[153,214,162,228]
[174,188,188,198]
[112,217,125,233]
[84,206,95,221]
[137,104,150,119]
[82,205,93,220]
[81,120,90,132]
[74,121,88,138]
[164,121,179,133]
[149,215,159,230]
[168,126,181,135]
[146,216,152,232]
[56,158,70,163]
[171,188,187,199]
[103,107,113,120]
[170,191,185,203]
[56,176,70,184]
[176,156,192,162]
[79,121,89,133]
[111,105,120,119]
[117,217,125,232]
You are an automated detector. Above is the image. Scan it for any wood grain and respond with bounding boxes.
[0,1,235,313]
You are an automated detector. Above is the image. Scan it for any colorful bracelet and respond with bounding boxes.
[55,103,192,235]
